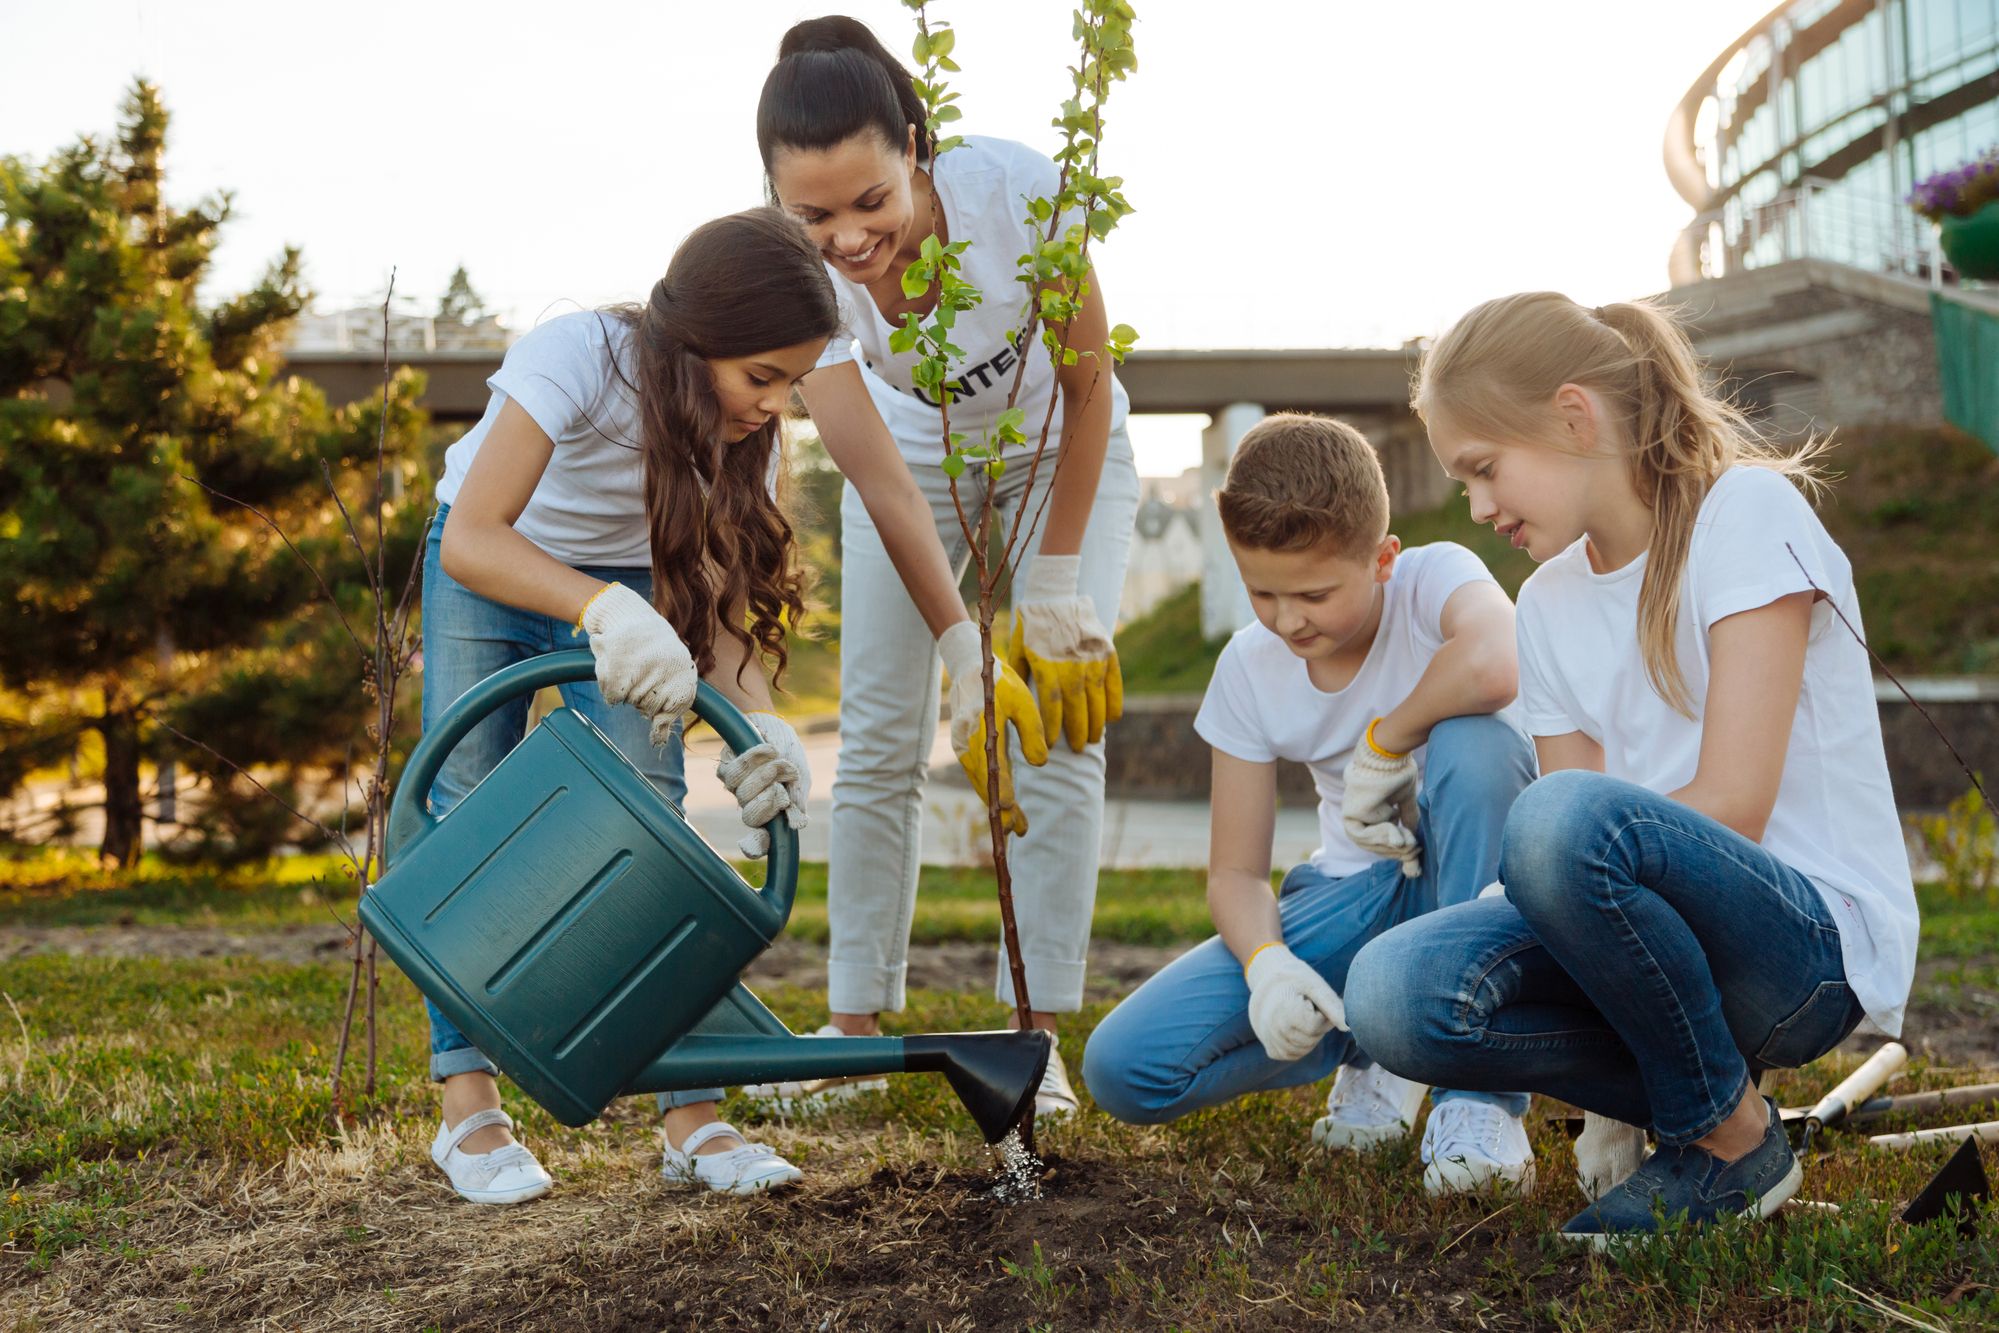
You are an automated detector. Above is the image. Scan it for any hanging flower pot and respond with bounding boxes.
[1909,148,1999,280]
[1939,200,1999,281]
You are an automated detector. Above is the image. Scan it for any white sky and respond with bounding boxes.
[5,0,1773,474]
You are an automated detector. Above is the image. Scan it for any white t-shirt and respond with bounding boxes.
[1196,544,1500,878]
[1514,465,1918,1036]
[815,136,1131,470]
[436,311,652,568]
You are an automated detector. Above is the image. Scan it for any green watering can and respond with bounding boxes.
[359,649,1049,1144]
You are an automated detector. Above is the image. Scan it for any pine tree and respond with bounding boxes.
[0,80,427,865]
[436,265,486,328]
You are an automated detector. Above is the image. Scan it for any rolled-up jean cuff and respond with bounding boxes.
[655,1088,727,1112]
[431,1046,499,1082]
[997,953,1089,1013]
[829,962,908,1016]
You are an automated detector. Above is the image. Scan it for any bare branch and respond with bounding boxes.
[157,722,361,877]
[179,474,367,658]
[1787,543,1998,821]
[321,459,382,598]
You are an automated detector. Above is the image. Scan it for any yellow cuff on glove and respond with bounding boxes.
[941,623,1049,837]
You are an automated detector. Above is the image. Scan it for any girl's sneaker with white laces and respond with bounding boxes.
[1312,1063,1430,1151]
[661,1122,804,1195]
[1035,1037,1080,1120]
[431,1109,554,1205]
[1420,1099,1537,1196]
[739,1025,890,1114]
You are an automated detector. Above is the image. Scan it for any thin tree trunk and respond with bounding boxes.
[97,714,145,866]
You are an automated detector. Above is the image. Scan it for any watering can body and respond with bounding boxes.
[360,649,1049,1143]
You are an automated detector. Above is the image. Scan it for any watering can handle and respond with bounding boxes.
[384,649,797,923]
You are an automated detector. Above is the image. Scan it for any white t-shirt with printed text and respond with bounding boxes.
[815,136,1131,470]
[1513,465,1918,1036]
[1196,543,1501,879]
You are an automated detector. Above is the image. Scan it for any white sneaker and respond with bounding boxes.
[430,1109,553,1205]
[1573,1111,1650,1201]
[661,1121,804,1195]
[1312,1063,1429,1151]
[1420,1099,1536,1196]
[739,1025,890,1113]
[1035,1038,1079,1120]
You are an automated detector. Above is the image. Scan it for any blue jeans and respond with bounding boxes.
[1346,769,1865,1146]
[1081,714,1537,1125]
[418,506,720,1109]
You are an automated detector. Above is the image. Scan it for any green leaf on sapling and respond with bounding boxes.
[901,270,932,299]
[941,453,966,479]
[930,28,955,58]
[987,458,1006,478]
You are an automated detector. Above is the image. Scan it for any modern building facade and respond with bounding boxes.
[1666,0,1999,285]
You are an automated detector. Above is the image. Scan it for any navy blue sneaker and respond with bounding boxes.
[1558,1097,1800,1250]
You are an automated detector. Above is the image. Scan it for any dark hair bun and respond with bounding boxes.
[759,15,932,170]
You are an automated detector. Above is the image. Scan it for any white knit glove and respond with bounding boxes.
[717,712,811,858]
[1341,738,1423,878]
[580,583,698,748]
[1244,943,1347,1062]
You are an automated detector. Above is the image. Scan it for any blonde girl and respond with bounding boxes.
[1345,292,1917,1246]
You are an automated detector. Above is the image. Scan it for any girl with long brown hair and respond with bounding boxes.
[420,208,837,1201]
[1345,292,1917,1246]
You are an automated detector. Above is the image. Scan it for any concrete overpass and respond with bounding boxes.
[280,345,1424,421]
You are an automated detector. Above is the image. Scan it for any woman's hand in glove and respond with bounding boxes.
[940,621,1048,837]
[1244,943,1347,1061]
[717,711,811,858]
[580,583,698,747]
[1004,555,1122,753]
[1341,727,1423,878]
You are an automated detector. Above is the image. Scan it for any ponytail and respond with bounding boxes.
[758,16,931,172]
[1412,292,1826,718]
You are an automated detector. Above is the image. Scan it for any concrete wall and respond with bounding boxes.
[1665,259,1961,438]
[1108,682,1999,813]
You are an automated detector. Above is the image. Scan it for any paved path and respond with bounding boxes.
[679,720,1323,869]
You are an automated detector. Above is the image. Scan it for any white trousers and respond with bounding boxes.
[829,428,1139,1014]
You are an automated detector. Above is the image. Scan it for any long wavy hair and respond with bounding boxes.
[601,208,840,687]
[1412,292,1825,717]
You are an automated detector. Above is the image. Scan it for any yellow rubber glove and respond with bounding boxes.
[940,621,1050,836]
[1009,555,1123,752]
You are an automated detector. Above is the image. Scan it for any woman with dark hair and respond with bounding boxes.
[421,208,839,1201]
[746,16,1139,1118]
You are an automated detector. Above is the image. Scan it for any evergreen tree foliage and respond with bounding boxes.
[435,265,486,328]
[0,80,429,865]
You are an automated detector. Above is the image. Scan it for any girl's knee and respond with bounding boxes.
[1501,769,1620,907]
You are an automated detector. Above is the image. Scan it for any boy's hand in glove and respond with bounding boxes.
[580,583,698,747]
[1005,555,1122,752]
[1341,724,1423,878]
[1244,943,1347,1061]
[717,711,811,858]
[941,621,1048,837]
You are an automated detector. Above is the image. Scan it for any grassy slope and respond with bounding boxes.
[1115,426,1999,690]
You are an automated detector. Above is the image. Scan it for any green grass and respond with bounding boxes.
[2,951,1995,1329]
[0,846,1222,945]
[765,861,1215,947]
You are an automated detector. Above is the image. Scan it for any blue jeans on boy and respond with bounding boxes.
[419,505,722,1109]
[1081,714,1537,1125]
[1345,769,1865,1146]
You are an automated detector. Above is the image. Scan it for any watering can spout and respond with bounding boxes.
[905,1030,1053,1145]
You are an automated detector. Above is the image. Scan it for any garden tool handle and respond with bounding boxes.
[1805,1041,1908,1133]
[384,650,797,922]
